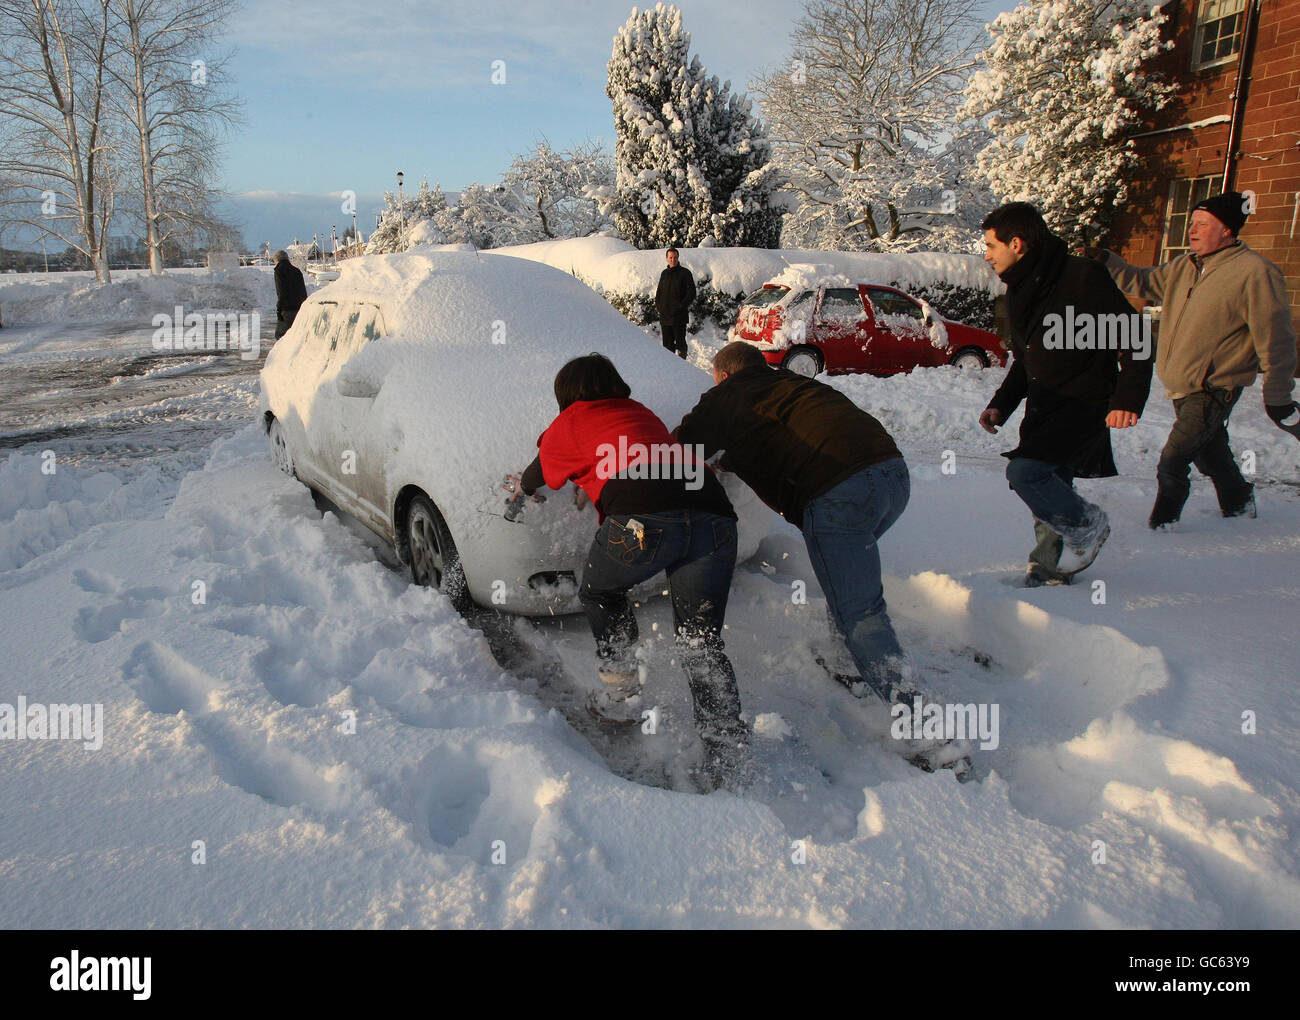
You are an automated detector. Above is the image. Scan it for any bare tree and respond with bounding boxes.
[751,0,985,251]
[108,0,241,274]
[0,0,118,281]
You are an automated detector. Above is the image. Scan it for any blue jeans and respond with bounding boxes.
[579,509,745,745]
[801,458,910,699]
[1005,458,1089,533]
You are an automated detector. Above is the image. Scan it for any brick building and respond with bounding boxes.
[1107,0,1300,332]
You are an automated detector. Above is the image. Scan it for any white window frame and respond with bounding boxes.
[1159,174,1224,263]
[1191,0,1247,72]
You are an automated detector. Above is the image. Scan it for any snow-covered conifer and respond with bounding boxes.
[603,3,782,249]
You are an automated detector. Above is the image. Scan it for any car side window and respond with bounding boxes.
[819,287,865,323]
[306,302,337,349]
[320,304,364,379]
[866,288,923,321]
[330,306,361,354]
[356,304,385,343]
[322,302,384,378]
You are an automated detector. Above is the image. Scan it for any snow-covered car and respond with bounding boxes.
[728,265,1006,378]
[259,251,774,615]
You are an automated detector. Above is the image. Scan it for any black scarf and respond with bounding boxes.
[999,233,1069,349]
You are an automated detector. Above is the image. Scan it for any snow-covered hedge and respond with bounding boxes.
[489,236,1004,332]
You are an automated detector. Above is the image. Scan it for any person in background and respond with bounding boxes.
[654,247,695,359]
[509,353,751,792]
[273,249,307,339]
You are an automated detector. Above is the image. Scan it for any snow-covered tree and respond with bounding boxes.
[433,183,518,249]
[751,0,986,253]
[603,3,783,249]
[499,140,613,241]
[964,0,1174,245]
[366,179,449,253]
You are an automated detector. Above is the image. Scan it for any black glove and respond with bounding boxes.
[1266,402,1300,439]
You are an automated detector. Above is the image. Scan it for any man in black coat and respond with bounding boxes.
[654,247,695,359]
[977,203,1153,585]
[273,249,307,339]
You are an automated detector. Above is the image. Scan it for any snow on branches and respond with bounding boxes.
[365,144,614,254]
[752,0,991,254]
[964,0,1174,245]
[602,3,783,250]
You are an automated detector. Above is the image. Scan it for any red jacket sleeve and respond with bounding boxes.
[537,414,589,491]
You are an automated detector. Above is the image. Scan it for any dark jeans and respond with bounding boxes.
[802,458,910,699]
[1006,458,1090,533]
[660,319,688,358]
[1158,387,1251,514]
[579,509,745,744]
[275,306,300,339]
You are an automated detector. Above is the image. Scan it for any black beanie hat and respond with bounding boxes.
[1192,191,1249,234]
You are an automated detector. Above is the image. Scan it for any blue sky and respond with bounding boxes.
[219,0,1016,249]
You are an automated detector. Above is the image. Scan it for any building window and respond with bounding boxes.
[1192,0,1246,71]
[1161,175,1224,261]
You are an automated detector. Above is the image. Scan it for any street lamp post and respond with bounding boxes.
[396,171,405,251]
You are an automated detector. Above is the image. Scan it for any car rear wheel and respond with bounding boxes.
[406,493,472,614]
[782,347,822,377]
[949,347,989,370]
[268,417,295,477]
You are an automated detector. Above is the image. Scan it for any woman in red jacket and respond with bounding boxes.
[512,353,750,791]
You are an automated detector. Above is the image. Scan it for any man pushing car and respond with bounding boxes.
[671,340,919,707]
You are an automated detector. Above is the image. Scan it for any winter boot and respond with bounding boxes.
[694,725,754,793]
[1222,489,1257,519]
[1148,489,1184,531]
[588,657,642,724]
[1057,503,1110,575]
[1025,518,1071,587]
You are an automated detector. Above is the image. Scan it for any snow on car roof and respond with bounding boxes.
[316,249,638,347]
[762,263,853,293]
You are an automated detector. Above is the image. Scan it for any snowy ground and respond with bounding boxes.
[2,277,1299,928]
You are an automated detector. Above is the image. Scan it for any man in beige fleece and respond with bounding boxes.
[1088,191,1299,529]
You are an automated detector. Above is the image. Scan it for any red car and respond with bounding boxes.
[728,279,1006,377]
